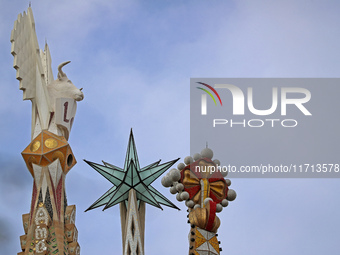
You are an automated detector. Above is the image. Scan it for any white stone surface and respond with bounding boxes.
[48,159,62,187]
[32,163,42,187]
[11,7,84,141]
[123,190,144,255]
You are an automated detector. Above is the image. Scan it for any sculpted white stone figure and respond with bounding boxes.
[46,61,84,140]
[47,61,84,104]
[10,7,84,141]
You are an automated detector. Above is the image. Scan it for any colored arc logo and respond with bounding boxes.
[196,82,223,106]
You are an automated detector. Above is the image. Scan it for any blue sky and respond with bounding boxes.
[1,0,340,254]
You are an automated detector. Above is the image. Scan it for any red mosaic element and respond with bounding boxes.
[56,178,63,219]
[205,201,216,232]
[180,158,228,204]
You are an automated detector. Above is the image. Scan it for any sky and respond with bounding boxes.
[1,0,340,254]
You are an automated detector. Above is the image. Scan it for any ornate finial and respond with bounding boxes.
[84,130,180,255]
[162,147,236,254]
[29,2,31,7]
[84,130,180,211]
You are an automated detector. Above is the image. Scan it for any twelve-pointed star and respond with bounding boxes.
[84,130,180,211]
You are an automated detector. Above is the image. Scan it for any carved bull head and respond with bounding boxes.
[47,61,84,104]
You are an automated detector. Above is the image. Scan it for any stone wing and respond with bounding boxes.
[10,7,54,139]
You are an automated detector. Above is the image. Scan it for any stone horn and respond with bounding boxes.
[57,61,71,79]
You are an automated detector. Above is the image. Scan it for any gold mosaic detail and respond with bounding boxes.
[45,138,58,149]
[52,151,65,162]
[209,236,220,254]
[30,141,40,152]
[195,229,206,248]
[22,130,76,175]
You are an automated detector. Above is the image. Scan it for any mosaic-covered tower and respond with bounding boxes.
[162,148,237,255]
[11,7,84,254]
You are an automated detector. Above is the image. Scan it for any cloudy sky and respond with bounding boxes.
[1,0,340,254]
